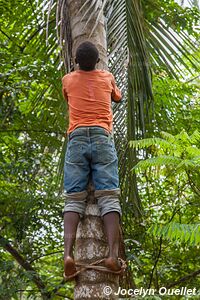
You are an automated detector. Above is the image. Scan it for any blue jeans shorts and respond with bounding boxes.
[63,126,122,217]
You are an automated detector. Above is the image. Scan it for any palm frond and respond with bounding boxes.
[129,137,172,150]
[149,222,200,246]
[190,130,200,143]
[160,131,176,143]
[130,130,200,175]
[176,158,200,170]
[56,0,72,71]
[147,21,199,78]
[188,0,200,9]
[132,155,182,171]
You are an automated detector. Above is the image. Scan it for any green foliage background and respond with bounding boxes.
[0,0,200,299]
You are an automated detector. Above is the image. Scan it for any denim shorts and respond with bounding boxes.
[64,126,119,192]
[63,126,121,216]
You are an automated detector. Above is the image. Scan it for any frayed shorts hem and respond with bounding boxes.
[63,189,122,217]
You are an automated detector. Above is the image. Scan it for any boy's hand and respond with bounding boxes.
[111,97,122,103]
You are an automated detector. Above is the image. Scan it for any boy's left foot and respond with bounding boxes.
[64,256,77,278]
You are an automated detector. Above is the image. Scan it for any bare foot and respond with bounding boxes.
[64,256,76,278]
[105,257,122,272]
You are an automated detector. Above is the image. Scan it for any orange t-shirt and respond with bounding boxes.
[62,69,122,133]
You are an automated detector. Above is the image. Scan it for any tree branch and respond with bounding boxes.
[54,294,73,299]
[148,237,163,289]
[166,269,200,288]
[0,128,64,135]
[0,29,23,51]
[0,235,51,300]
[29,250,63,264]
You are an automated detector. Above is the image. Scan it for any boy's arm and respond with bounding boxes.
[62,76,68,102]
[111,75,122,103]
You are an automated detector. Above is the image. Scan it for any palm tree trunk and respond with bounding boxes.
[67,0,108,70]
[66,0,120,299]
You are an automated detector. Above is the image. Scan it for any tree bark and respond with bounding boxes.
[66,1,120,298]
[67,0,107,70]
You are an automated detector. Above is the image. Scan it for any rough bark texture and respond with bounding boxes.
[66,1,119,298]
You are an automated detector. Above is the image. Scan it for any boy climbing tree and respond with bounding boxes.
[62,41,124,280]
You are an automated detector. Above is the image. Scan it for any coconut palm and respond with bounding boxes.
[53,0,199,299]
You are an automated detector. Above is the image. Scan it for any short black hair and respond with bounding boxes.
[75,41,99,71]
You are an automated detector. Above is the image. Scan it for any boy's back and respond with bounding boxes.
[63,41,125,279]
[62,69,121,133]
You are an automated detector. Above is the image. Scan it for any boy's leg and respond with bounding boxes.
[63,128,91,277]
[91,129,122,271]
[64,212,80,277]
[63,191,87,277]
[95,189,122,271]
[103,212,122,271]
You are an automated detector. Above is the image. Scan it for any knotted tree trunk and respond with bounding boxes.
[66,0,120,298]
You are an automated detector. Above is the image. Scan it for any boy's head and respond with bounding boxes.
[75,41,100,71]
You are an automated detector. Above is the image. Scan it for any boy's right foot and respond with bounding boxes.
[64,256,77,278]
[104,257,122,272]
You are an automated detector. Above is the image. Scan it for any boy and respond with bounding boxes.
[62,41,123,279]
